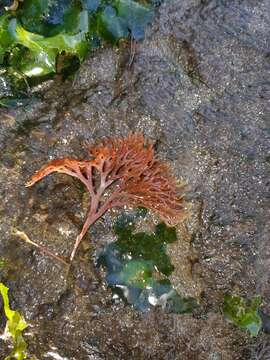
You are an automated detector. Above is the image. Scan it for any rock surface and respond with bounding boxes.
[0,0,269,358]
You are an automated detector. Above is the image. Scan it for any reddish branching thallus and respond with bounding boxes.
[26,133,185,263]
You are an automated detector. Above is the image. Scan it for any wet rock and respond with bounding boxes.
[0,0,269,358]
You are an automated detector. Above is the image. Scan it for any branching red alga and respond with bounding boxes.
[26,133,185,262]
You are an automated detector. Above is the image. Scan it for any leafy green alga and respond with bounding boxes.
[0,258,5,269]
[0,283,29,360]
[98,212,198,313]
[0,0,156,105]
[223,294,262,337]
[97,0,153,43]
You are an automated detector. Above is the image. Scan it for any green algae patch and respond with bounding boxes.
[0,283,29,360]
[97,0,153,43]
[0,0,156,106]
[223,294,262,337]
[0,258,5,269]
[97,212,198,313]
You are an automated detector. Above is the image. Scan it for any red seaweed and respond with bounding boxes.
[26,133,185,262]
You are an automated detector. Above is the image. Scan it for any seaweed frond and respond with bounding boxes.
[26,133,185,262]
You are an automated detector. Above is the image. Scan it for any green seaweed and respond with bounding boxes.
[97,0,153,43]
[0,0,156,106]
[6,15,90,77]
[223,294,262,337]
[0,258,5,269]
[114,216,176,276]
[98,212,198,313]
[0,283,29,360]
